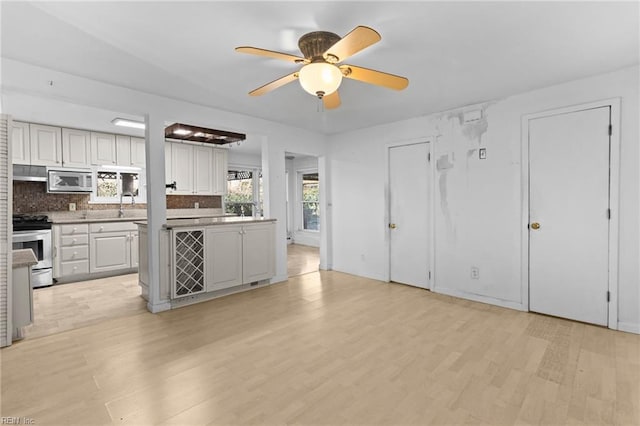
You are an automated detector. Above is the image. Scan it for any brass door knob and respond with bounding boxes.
[531,222,541,230]
[389,223,397,229]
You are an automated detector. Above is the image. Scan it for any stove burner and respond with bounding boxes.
[13,214,51,231]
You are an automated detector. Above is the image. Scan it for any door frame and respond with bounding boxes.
[384,137,435,289]
[520,98,621,329]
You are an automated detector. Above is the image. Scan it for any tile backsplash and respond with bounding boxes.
[13,181,221,213]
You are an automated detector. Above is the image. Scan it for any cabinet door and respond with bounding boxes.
[90,132,116,165]
[11,121,30,165]
[212,148,228,195]
[90,231,131,273]
[130,137,146,168]
[205,226,243,291]
[62,128,91,168]
[242,223,275,284]
[116,135,131,166]
[194,145,214,195]
[130,232,139,268]
[165,143,173,194]
[30,124,62,166]
[170,143,194,194]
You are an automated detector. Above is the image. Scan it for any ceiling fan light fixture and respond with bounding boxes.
[298,62,342,98]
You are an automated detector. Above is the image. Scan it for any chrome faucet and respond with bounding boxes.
[119,192,135,217]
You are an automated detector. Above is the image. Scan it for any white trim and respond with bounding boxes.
[146,301,171,313]
[270,273,288,284]
[384,137,435,290]
[520,98,621,330]
[435,286,527,312]
[617,322,640,335]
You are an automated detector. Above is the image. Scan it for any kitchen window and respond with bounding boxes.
[91,168,145,203]
[301,172,319,231]
[225,169,262,217]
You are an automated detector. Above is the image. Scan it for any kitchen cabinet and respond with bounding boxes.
[171,228,206,298]
[89,222,138,273]
[11,121,30,165]
[205,226,243,291]
[62,128,91,168]
[203,222,275,292]
[91,132,117,165]
[30,124,62,166]
[165,141,228,195]
[53,223,90,279]
[212,148,228,195]
[115,135,146,168]
[170,142,194,194]
[194,145,214,195]
[130,137,146,168]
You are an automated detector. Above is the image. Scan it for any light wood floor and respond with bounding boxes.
[24,274,146,340]
[2,271,639,425]
[287,243,319,277]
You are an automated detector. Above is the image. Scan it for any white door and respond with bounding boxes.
[90,232,131,273]
[130,137,146,168]
[116,135,131,167]
[171,143,194,194]
[389,142,430,288]
[212,148,228,195]
[62,128,90,168]
[242,223,275,284]
[529,107,610,326]
[205,226,243,291]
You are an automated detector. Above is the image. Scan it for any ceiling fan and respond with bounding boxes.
[235,26,409,109]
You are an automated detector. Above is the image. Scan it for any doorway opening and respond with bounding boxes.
[285,153,320,277]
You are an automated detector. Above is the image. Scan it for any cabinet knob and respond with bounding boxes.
[73,227,77,232]
[73,266,77,270]
[99,226,104,231]
[73,251,77,257]
[72,238,77,243]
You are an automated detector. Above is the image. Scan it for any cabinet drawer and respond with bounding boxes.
[60,260,89,276]
[61,234,89,246]
[60,246,89,262]
[59,223,89,235]
[90,221,137,233]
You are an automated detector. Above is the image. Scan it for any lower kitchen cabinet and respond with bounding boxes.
[170,221,276,298]
[90,231,131,273]
[53,221,138,281]
[205,226,243,291]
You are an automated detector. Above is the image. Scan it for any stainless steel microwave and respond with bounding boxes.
[47,169,93,193]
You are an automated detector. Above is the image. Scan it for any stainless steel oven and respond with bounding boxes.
[12,215,53,288]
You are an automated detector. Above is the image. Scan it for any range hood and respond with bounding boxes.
[165,123,246,144]
[13,165,47,182]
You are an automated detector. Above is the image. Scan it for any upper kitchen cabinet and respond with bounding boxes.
[165,143,173,194]
[62,128,91,168]
[11,121,30,165]
[29,124,62,167]
[130,137,146,168]
[170,142,194,194]
[194,145,214,195]
[91,132,116,165]
[116,135,131,167]
[212,148,228,195]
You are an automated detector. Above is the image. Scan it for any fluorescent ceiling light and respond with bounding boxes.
[111,118,145,129]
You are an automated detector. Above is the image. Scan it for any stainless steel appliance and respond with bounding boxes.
[13,164,47,182]
[47,169,92,193]
[12,215,53,288]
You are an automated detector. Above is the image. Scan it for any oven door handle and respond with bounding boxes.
[13,232,47,243]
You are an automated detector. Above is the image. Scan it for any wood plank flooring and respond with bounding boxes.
[287,243,319,277]
[2,271,639,425]
[24,274,146,340]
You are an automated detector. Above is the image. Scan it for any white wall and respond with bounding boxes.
[328,65,639,331]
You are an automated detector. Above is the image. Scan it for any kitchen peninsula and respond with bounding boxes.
[137,216,276,309]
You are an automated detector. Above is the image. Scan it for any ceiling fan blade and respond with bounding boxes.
[248,72,299,96]
[323,91,341,109]
[340,65,409,90]
[323,26,381,63]
[236,46,307,63]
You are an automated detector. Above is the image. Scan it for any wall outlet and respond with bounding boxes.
[69,203,76,211]
[194,202,199,209]
[479,148,487,159]
[470,266,480,279]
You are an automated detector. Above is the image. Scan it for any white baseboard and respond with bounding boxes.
[433,286,527,312]
[617,321,640,334]
[147,300,171,313]
[270,274,288,284]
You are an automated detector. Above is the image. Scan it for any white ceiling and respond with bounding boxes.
[1,1,638,136]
